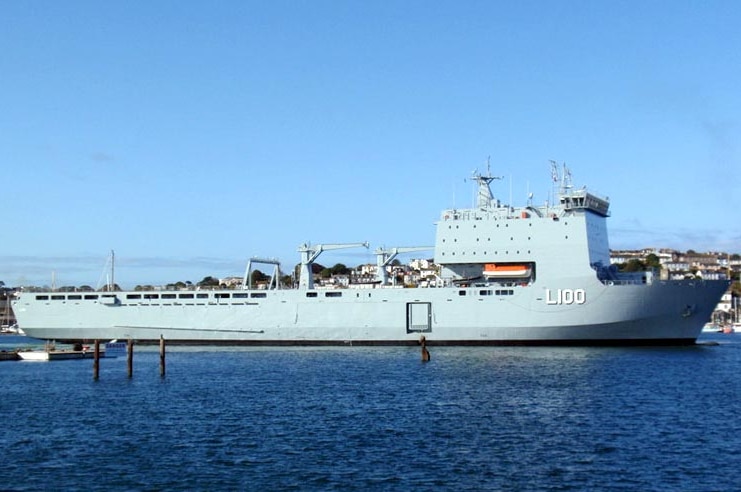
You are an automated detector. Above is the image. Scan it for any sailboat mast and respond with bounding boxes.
[110,250,115,291]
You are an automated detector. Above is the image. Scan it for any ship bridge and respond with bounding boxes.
[560,188,610,217]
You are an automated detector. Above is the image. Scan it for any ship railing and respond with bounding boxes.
[601,278,647,286]
[600,270,655,286]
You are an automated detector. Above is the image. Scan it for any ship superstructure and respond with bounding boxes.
[12,164,728,345]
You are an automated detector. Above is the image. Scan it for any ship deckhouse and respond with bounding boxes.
[434,164,611,284]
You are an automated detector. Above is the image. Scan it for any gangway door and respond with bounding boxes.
[406,302,432,333]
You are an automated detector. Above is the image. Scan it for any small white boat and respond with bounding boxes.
[17,342,108,361]
[702,323,722,333]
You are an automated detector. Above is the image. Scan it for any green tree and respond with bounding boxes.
[280,274,294,287]
[166,281,188,290]
[198,276,220,288]
[251,269,269,285]
[330,263,350,275]
[645,253,662,270]
[619,259,646,272]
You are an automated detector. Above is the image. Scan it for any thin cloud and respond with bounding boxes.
[0,254,246,288]
[90,151,115,163]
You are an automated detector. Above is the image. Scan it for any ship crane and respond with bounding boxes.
[374,246,433,285]
[242,257,282,290]
[298,242,369,289]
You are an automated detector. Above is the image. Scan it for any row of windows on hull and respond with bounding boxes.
[438,249,534,257]
[35,288,517,303]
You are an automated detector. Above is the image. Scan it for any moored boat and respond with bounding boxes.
[11,164,730,346]
[17,342,108,361]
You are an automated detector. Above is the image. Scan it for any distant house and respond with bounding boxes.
[220,276,243,289]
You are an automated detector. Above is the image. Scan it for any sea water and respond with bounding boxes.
[1,333,740,491]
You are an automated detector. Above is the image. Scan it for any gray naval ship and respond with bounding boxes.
[13,165,729,345]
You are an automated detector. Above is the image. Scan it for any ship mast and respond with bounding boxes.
[110,250,115,292]
[472,157,502,209]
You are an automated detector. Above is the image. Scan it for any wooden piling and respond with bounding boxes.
[127,339,134,378]
[420,336,431,362]
[93,339,100,380]
[159,335,166,377]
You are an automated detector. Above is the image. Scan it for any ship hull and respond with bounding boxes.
[13,278,728,346]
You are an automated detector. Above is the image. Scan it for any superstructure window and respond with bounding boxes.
[250,293,267,298]
[162,294,176,299]
[84,295,98,300]
[51,295,65,300]
[68,295,82,300]
[325,292,342,298]
[232,293,249,298]
[127,294,142,300]
[306,292,318,298]
[215,293,231,299]
[36,295,49,301]
[144,294,159,300]
[179,293,194,299]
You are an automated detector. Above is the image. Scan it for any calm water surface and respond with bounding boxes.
[2,333,740,491]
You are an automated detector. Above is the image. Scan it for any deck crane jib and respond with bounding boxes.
[298,242,369,289]
[242,257,282,290]
[374,246,433,285]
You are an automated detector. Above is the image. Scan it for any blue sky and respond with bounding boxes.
[1,1,739,288]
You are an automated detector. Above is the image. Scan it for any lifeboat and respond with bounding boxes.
[482,263,532,279]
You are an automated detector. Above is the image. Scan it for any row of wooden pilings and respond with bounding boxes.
[91,335,428,379]
[92,335,166,380]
